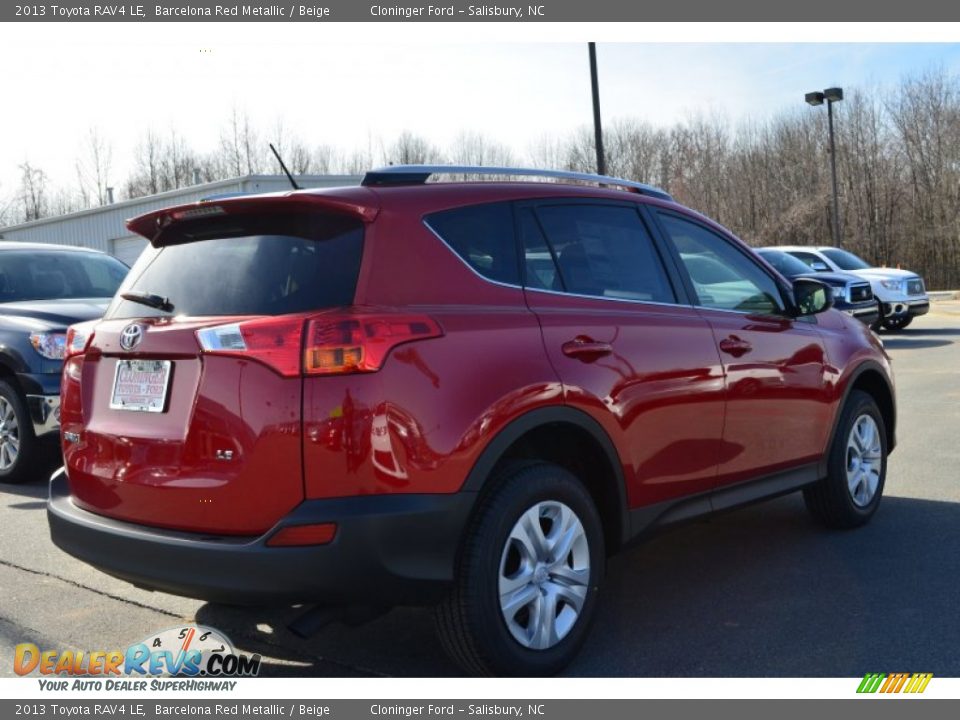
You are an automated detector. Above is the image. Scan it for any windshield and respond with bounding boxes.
[821,248,871,271]
[106,212,363,319]
[757,250,814,278]
[0,250,128,302]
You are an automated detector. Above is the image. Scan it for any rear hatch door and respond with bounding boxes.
[65,203,366,535]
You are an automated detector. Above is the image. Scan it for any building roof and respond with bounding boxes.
[0,174,362,235]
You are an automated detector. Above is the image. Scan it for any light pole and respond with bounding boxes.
[805,87,844,246]
[588,42,606,176]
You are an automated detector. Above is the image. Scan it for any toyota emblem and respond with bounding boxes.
[119,324,145,351]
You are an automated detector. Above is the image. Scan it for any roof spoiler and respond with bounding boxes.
[125,191,379,245]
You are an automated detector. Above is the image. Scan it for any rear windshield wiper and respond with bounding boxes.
[121,291,175,313]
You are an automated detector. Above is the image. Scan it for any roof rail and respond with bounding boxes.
[360,165,673,201]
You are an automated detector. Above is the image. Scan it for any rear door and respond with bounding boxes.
[520,201,727,508]
[652,211,833,488]
[64,209,364,535]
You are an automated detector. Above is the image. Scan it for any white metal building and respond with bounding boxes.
[0,174,362,267]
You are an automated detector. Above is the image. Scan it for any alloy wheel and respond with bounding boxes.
[0,397,20,471]
[846,414,882,507]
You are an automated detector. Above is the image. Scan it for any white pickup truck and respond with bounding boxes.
[775,246,929,331]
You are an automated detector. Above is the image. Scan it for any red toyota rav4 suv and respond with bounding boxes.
[49,166,895,676]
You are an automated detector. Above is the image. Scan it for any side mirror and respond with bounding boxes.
[811,261,831,272]
[792,277,833,316]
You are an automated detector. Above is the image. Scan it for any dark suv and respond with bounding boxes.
[0,242,127,484]
[49,166,895,676]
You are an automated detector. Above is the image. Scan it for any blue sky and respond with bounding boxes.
[1,38,959,202]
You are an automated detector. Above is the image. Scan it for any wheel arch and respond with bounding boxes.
[0,356,23,387]
[460,406,629,553]
[819,360,896,478]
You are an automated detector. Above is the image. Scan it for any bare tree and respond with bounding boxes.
[526,134,564,170]
[450,131,516,167]
[8,68,960,287]
[312,144,342,174]
[269,119,313,176]
[75,127,113,206]
[126,130,164,198]
[0,186,16,227]
[18,162,49,222]
[215,108,264,178]
[385,131,443,166]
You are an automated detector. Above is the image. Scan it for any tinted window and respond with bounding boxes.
[821,248,871,271]
[106,213,363,319]
[787,251,832,272]
[534,205,675,303]
[425,202,519,285]
[518,208,558,291]
[0,250,127,302]
[758,249,816,278]
[658,213,784,315]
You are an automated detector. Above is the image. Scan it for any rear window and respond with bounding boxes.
[106,212,363,319]
[0,250,128,302]
[424,202,519,285]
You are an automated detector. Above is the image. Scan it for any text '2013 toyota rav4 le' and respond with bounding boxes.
[49,166,896,676]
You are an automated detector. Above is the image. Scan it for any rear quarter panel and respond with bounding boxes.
[302,306,562,498]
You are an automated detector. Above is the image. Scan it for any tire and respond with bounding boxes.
[0,380,42,485]
[804,390,887,529]
[435,462,605,676]
[881,316,912,332]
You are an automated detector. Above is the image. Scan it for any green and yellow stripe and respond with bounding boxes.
[857,672,933,694]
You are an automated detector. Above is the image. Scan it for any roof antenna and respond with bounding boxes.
[269,143,301,190]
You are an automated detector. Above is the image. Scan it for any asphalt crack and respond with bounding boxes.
[0,557,184,618]
[0,558,387,677]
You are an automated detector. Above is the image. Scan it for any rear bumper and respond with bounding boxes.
[48,469,475,606]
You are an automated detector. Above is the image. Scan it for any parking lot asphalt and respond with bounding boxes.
[2,306,959,678]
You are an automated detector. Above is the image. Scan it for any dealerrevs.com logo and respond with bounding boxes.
[14,626,261,690]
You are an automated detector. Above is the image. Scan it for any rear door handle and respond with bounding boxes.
[562,338,613,359]
[718,336,752,358]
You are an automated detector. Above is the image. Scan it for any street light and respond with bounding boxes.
[806,86,844,246]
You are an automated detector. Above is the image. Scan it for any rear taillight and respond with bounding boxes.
[196,316,306,377]
[65,321,97,359]
[195,311,442,377]
[303,313,442,375]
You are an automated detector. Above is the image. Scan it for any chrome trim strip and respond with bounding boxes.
[523,285,694,310]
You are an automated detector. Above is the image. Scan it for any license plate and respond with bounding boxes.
[109,359,172,413]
